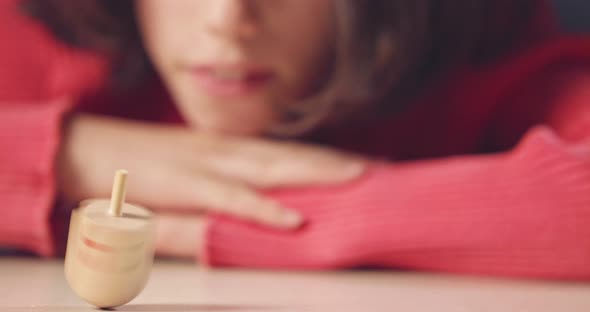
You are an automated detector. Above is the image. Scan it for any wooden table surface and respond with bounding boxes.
[1,257,589,311]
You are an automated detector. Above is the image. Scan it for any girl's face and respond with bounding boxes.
[136,0,337,135]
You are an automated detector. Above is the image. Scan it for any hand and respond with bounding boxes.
[59,114,366,231]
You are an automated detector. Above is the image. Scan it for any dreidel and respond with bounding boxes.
[65,170,156,309]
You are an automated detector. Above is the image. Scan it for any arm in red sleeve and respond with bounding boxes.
[0,101,72,256]
[203,55,590,280]
[0,0,107,256]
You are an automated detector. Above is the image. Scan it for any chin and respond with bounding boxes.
[182,106,275,137]
[198,121,268,136]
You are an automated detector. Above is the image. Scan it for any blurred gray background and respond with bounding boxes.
[552,0,590,32]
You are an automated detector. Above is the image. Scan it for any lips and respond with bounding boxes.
[191,65,275,98]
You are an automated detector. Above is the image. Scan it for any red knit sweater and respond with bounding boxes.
[1,0,590,279]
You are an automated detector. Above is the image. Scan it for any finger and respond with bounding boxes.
[154,212,207,259]
[125,168,303,229]
[200,137,367,188]
[252,143,367,187]
[189,175,304,229]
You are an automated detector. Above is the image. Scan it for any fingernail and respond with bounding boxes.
[281,210,303,227]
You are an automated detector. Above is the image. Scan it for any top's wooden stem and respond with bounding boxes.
[108,170,128,217]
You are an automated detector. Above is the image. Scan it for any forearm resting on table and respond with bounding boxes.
[204,126,590,279]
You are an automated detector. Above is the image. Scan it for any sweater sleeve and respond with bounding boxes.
[0,101,72,256]
[0,0,107,256]
[202,61,590,280]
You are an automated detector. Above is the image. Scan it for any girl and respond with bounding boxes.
[1,0,590,279]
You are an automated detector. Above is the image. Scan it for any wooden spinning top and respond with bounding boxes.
[65,170,156,309]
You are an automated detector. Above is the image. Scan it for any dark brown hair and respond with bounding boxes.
[22,0,539,134]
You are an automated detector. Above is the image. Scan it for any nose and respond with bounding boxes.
[206,0,259,41]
